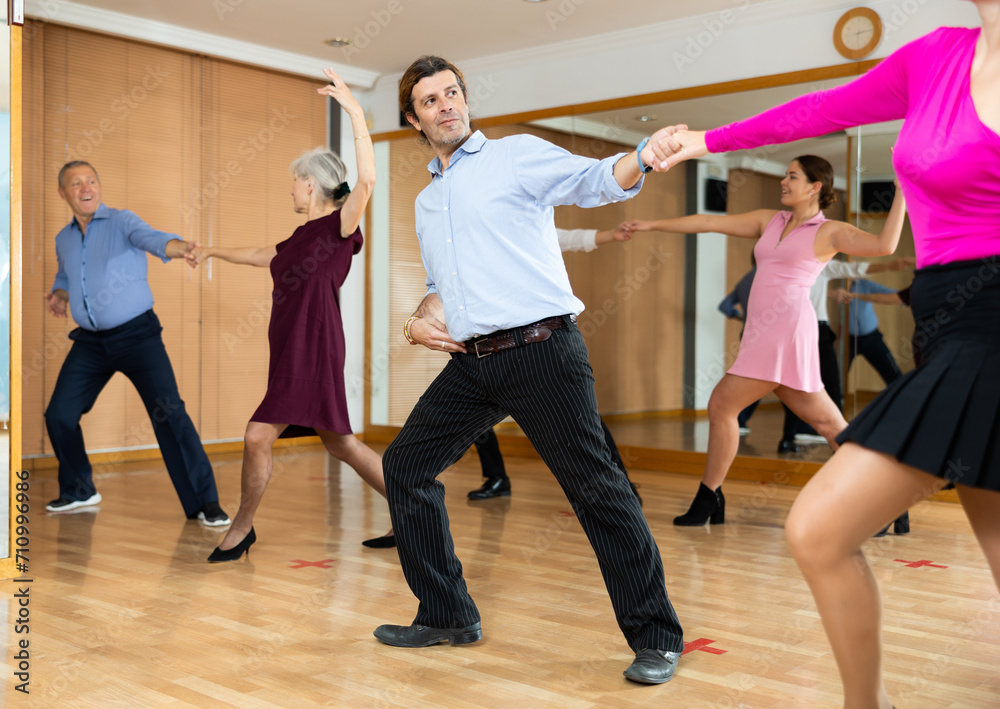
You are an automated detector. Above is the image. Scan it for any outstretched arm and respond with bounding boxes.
[187,244,276,269]
[405,293,467,354]
[318,68,375,238]
[818,183,907,260]
[623,209,774,239]
[831,288,903,306]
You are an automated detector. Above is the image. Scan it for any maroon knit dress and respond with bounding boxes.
[250,210,362,437]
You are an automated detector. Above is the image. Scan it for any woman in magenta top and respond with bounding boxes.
[646,10,1000,707]
[189,69,393,561]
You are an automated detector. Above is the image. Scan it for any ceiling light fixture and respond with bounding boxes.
[325,38,352,47]
[636,115,657,122]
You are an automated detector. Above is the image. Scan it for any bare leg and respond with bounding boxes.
[775,385,849,449]
[218,421,285,550]
[785,443,944,708]
[317,430,392,537]
[956,485,1000,591]
[316,431,386,496]
[703,375,777,489]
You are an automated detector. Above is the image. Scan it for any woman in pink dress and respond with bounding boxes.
[650,6,1000,706]
[624,156,906,526]
[189,69,392,561]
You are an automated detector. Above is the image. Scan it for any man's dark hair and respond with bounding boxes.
[398,55,468,126]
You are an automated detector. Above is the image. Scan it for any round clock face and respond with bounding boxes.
[841,15,876,51]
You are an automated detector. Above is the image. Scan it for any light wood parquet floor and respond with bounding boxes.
[4,442,998,708]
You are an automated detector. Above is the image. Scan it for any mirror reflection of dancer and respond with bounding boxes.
[624,156,906,526]
[189,69,394,561]
[654,13,1000,708]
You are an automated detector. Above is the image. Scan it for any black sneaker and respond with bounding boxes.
[193,502,231,527]
[46,493,102,512]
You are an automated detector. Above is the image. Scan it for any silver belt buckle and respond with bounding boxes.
[474,337,492,358]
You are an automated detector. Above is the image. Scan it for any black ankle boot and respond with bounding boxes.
[673,483,725,526]
[893,511,910,535]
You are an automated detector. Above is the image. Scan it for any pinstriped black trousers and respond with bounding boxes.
[382,322,684,653]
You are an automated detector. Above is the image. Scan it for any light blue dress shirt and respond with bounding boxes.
[416,130,641,342]
[51,203,173,331]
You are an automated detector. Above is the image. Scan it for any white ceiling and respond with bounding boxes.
[42,0,781,77]
[32,0,897,180]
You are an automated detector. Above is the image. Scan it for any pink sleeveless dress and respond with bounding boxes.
[728,211,828,392]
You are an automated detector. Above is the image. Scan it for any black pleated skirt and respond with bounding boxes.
[837,256,1000,491]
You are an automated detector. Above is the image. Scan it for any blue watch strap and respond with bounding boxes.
[636,137,653,173]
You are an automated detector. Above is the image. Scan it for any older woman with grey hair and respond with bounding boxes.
[189,68,392,561]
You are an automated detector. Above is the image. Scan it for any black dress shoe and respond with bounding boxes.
[623,648,680,684]
[894,511,910,535]
[373,621,482,647]
[362,534,396,548]
[467,477,511,500]
[777,439,800,454]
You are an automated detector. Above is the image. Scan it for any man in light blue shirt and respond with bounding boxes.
[374,55,684,685]
[43,161,228,527]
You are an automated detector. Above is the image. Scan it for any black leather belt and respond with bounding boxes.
[465,314,575,358]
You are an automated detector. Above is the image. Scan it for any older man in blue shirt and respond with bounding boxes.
[373,56,684,685]
[43,161,228,527]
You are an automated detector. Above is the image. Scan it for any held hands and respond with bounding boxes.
[184,243,211,269]
[831,288,855,305]
[642,126,708,172]
[611,223,633,243]
[618,220,656,237]
[44,291,68,318]
[408,316,467,354]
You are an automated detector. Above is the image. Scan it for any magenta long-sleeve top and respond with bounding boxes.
[707,27,999,268]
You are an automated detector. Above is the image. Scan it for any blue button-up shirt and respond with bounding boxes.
[848,279,900,336]
[51,203,173,331]
[416,131,641,342]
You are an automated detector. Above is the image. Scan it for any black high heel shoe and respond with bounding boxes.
[208,527,256,562]
[673,483,725,526]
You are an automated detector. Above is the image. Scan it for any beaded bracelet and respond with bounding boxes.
[403,315,419,345]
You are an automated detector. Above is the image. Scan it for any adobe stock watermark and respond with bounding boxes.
[341,0,411,59]
[60,65,169,163]
[178,106,295,222]
[214,0,244,21]
[673,0,751,73]
[545,0,587,31]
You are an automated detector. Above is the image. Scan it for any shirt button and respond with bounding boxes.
[459,306,464,311]
[443,206,448,211]
[452,271,457,276]
[447,239,452,244]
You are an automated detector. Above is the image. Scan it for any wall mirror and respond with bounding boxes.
[366,64,913,472]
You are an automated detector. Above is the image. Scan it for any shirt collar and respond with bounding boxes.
[781,209,827,226]
[73,202,110,230]
[426,130,486,176]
